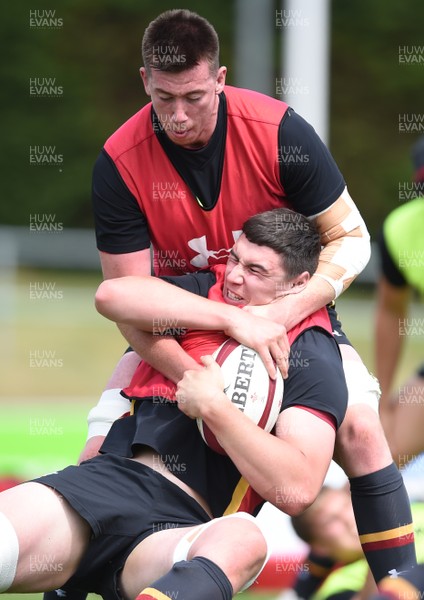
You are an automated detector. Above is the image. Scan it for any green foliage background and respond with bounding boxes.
[1,0,423,235]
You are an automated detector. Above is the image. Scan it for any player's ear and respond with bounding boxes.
[282,271,311,296]
[140,67,151,95]
[215,66,227,94]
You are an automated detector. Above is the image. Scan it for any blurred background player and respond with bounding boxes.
[277,486,424,600]
[375,135,424,467]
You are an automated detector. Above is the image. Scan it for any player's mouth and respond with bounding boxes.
[226,289,245,304]
[171,128,190,138]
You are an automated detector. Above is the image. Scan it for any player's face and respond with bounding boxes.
[310,489,362,562]
[140,61,226,149]
[223,234,289,307]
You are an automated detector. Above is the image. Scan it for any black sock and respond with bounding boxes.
[136,556,233,600]
[349,462,417,583]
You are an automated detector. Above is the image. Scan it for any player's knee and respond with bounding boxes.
[335,403,393,476]
[238,518,268,573]
[340,404,385,448]
[188,517,267,566]
[184,515,269,592]
[218,517,268,591]
[0,512,19,592]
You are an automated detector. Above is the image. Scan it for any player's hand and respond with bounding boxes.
[225,310,290,379]
[77,435,105,464]
[176,355,227,419]
[243,298,293,327]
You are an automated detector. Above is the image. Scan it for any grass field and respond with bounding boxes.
[1,267,423,599]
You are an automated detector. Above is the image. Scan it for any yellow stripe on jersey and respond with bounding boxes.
[359,523,414,544]
[138,588,171,600]
[223,477,250,515]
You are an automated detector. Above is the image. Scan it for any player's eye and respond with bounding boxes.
[249,266,270,278]
[248,266,265,277]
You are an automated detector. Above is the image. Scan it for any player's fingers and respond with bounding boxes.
[258,349,277,380]
[200,354,215,368]
[273,345,289,379]
[277,330,290,356]
[200,355,223,379]
[175,381,185,398]
[200,355,226,389]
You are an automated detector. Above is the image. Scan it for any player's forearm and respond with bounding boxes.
[315,233,370,297]
[177,360,334,513]
[255,190,371,330]
[375,278,410,400]
[96,275,238,333]
[201,401,320,516]
[118,324,199,384]
[375,308,403,400]
[375,284,409,401]
[312,187,371,298]
[260,274,334,331]
[97,275,289,379]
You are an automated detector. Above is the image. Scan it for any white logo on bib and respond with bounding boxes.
[188,231,242,268]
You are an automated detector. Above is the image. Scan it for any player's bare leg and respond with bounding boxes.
[334,344,393,475]
[0,482,90,592]
[120,514,268,599]
[335,403,392,476]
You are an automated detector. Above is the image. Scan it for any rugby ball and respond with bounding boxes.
[197,338,284,455]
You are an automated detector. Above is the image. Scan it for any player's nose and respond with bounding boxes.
[172,101,188,124]
[226,262,244,284]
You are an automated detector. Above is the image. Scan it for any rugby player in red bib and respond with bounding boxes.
[84,8,416,596]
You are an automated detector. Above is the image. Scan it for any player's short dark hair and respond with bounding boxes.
[142,9,220,76]
[242,208,321,279]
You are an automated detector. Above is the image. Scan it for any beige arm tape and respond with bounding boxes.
[311,187,371,298]
[87,388,131,439]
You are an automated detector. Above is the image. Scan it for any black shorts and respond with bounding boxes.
[327,304,352,346]
[33,454,211,600]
